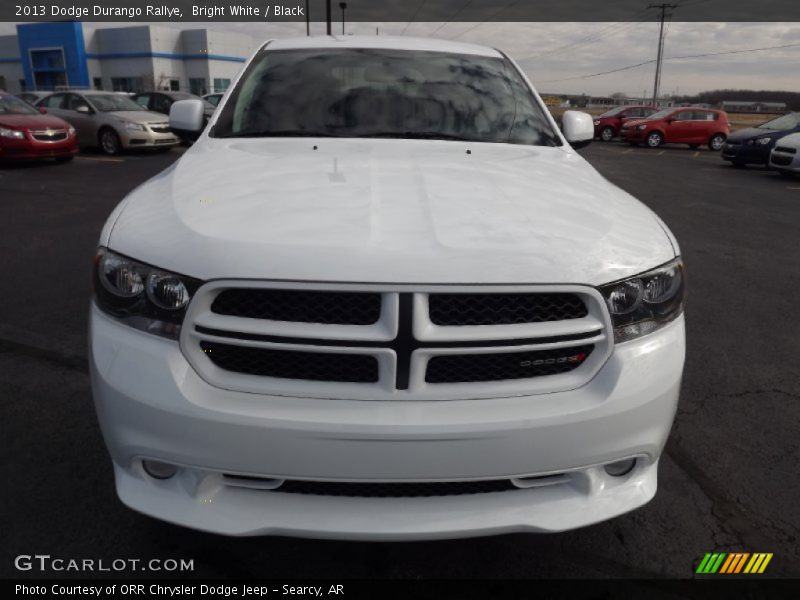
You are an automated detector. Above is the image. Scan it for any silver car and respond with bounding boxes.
[36,91,179,155]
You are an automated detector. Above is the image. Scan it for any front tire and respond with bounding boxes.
[599,126,615,142]
[709,133,726,151]
[646,131,663,148]
[99,128,122,156]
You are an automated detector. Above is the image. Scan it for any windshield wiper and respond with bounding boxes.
[216,130,341,138]
[358,131,475,141]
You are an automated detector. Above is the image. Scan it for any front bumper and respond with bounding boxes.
[721,142,770,164]
[769,147,800,173]
[0,136,78,160]
[90,304,685,539]
[119,128,178,149]
[619,128,645,143]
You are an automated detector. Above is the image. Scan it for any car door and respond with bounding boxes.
[691,111,716,142]
[63,93,97,146]
[39,93,68,120]
[132,93,150,111]
[665,110,694,143]
[150,93,173,116]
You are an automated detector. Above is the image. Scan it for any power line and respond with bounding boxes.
[448,0,522,40]
[520,11,655,62]
[429,0,477,37]
[535,40,800,84]
[399,0,428,36]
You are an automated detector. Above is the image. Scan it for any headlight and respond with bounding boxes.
[68,126,76,136]
[599,258,686,343]
[637,124,647,130]
[0,126,25,139]
[593,120,600,125]
[123,121,145,132]
[93,248,201,339]
[756,137,772,145]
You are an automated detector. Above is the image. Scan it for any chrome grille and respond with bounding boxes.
[31,129,67,142]
[149,124,171,133]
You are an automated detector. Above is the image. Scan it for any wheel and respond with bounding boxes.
[646,131,663,148]
[708,133,726,151]
[689,144,700,149]
[99,128,122,155]
[599,126,615,142]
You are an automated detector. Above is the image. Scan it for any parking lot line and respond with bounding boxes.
[693,152,700,157]
[74,156,125,163]
[622,149,633,154]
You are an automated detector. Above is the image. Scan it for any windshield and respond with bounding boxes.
[645,108,676,120]
[0,94,38,115]
[598,106,626,118]
[88,94,144,112]
[212,48,560,146]
[757,112,799,130]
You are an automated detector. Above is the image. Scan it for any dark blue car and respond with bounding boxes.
[722,112,800,167]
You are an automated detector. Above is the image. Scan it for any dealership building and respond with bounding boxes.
[0,22,257,95]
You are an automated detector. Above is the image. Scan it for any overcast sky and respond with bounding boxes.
[1,21,797,96]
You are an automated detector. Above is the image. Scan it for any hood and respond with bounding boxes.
[727,127,784,142]
[776,132,800,148]
[104,138,676,286]
[110,110,168,124]
[0,113,71,131]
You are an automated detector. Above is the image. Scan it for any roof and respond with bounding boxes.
[263,35,503,58]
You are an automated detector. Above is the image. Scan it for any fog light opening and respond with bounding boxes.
[142,460,178,480]
[604,458,637,477]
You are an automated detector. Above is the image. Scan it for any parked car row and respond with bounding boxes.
[2,88,218,159]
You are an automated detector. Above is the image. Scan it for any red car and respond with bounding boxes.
[593,105,657,141]
[619,107,730,150]
[0,91,78,161]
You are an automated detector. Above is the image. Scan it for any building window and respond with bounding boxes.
[169,79,180,91]
[213,78,231,93]
[111,77,144,93]
[93,77,103,90]
[189,78,206,96]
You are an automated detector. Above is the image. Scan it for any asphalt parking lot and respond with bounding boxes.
[1,142,798,580]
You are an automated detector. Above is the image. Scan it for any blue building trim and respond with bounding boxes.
[86,51,246,63]
[16,22,90,90]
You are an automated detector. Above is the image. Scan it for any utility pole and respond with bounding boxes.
[339,2,347,35]
[305,0,310,36]
[649,3,676,107]
[326,0,332,35]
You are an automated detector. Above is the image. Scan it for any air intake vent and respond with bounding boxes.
[211,289,381,325]
[429,293,587,326]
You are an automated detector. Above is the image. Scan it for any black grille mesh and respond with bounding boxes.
[429,293,587,326]
[211,289,381,325]
[272,479,518,497]
[201,342,379,383]
[425,345,593,384]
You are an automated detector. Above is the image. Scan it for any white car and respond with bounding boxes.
[769,132,800,176]
[90,36,686,539]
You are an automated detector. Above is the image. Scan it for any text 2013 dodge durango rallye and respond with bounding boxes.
[90,36,686,539]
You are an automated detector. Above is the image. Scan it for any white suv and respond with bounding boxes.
[90,36,686,539]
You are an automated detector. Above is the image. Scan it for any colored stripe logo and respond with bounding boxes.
[696,552,773,574]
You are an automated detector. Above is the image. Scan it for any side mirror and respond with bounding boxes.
[561,110,594,149]
[38,107,47,114]
[76,105,91,114]
[170,99,205,140]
